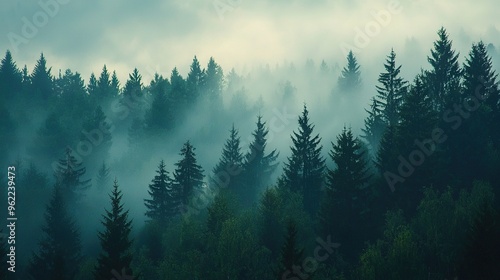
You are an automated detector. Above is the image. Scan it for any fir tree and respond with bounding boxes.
[281,104,325,216]
[95,162,110,191]
[110,70,120,97]
[212,124,244,192]
[259,188,283,259]
[338,50,361,92]
[173,141,204,207]
[375,49,408,127]
[122,68,143,116]
[186,55,204,102]
[28,184,82,280]
[319,127,369,263]
[97,65,111,102]
[203,57,224,104]
[242,116,279,207]
[87,72,99,96]
[170,67,188,117]
[144,74,174,135]
[362,97,386,154]
[94,179,134,280]
[81,105,112,167]
[425,27,462,110]
[54,148,91,204]
[0,50,22,98]
[144,160,178,224]
[206,192,233,236]
[31,53,54,102]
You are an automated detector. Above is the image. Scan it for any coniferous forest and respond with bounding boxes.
[1,26,500,280]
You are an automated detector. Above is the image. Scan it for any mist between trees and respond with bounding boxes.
[0,27,500,279]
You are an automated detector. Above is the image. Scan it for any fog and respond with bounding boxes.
[1,0,500,279]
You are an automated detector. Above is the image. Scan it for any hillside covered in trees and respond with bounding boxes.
[1,27,500,279]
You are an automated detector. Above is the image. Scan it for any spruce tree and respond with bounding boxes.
[375,49,408,127]
[94,179,134,280]
[80,105,112,167]
[319,127,369,263]
[170,67,187,115]
[362,97,386,154]
[212,124,244,193]
[186,55,204,102]
[54,148,91,205]
[242,116,279,207]
[28,184,82,280]
[173,141,204,207]
[95,162,110,191]
[338,50,361,92]
[0,50,22,98]
[259,188,283,259]
[425,27,462,110]
[97,65,112,102]
[144,160,178,224]
[122,68,143,116]
[87,72,99,97]
[281,104,325,216]
[144,74,174,135]
[202,57,224,104]
[31,53,54,102]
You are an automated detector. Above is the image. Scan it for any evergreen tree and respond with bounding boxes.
[110,70,120,98]
[425,27,462,110]
[87,72,99,97]
[96,65,112,102]
[338,50,361,92]
[281,105,325,216]
[375,49,408,127]
[94,179,134,280]
[55,69,87,97]
[144,74,174,135]
[95,162,110,191]
[186,55,204,103]
[170,67,187,117]
[29,113,70,165]
[206,192,233,236]
[31,53,54,102]
[212,124,244,193]
[127,117,144,147]
[276,219,304,280]
[319,127,369,263]
[54,148,91,204]
[28,183,82,280]
[395,76,438,214]
[459,41,500,184]
[173,141,204,207]
[362,97,386,154]
[0,50,22,98]
[202,57,224,104]
[242,116,279,207]
[122,68,144,116]
[144,160,178,224]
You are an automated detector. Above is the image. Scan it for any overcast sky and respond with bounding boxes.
[1,0,499,84]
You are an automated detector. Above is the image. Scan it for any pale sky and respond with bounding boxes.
[1,0,499,84]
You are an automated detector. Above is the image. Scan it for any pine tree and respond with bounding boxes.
[144,160,178,224]
[31,53,54,102]
[338,50,361,92]
[54,148,91,205]
[0,50,22,98]
[94,179,134,280]
[203,57,224,104]
[80,105,112,167]
[212,124,244,192]
[395,76,438,213]
[95,162,110,191]
[319,127,369,263]
[28,183,82,280]
[276,219,304,280]
[110,71,120,97]
[87,72,99,97]
[456,41,500,184]
[186,55,204,103]
[122,68,143,116]
[242,116,279,207]
[375,49,408,127]
[362,97,386,154]
[281,104,325,216]
[173,141,204,207]
[170,67,188,116]
[145,74,174,135]
[425,27,462,110]
[97,65,111,101]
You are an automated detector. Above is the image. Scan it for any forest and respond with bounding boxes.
[0,27,500,279]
